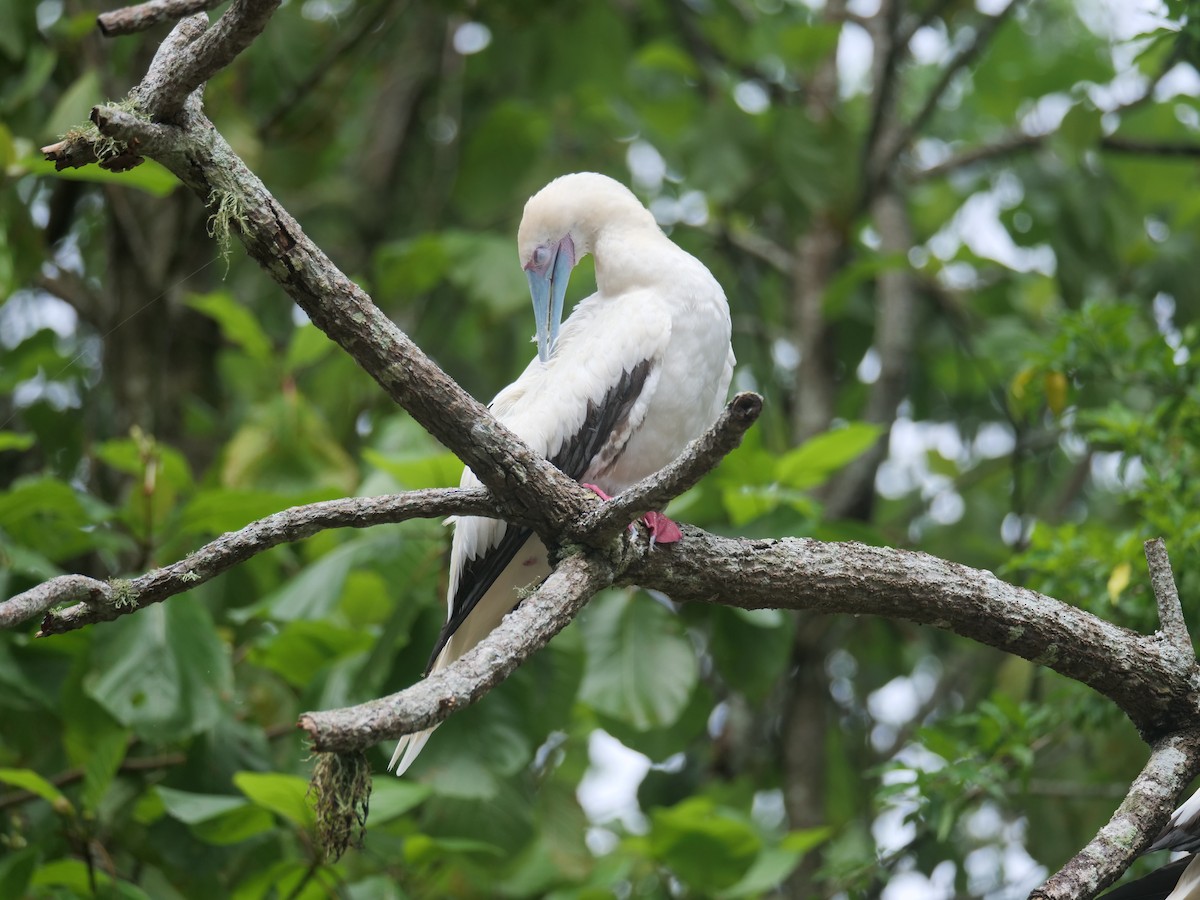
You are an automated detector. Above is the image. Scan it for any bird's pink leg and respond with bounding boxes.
[581,485,682,546]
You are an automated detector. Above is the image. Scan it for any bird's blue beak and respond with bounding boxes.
[525,235,575,363]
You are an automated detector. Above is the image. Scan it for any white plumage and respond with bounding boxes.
[390,173,734,774]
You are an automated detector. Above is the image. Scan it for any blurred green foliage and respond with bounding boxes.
[2,0,1200,897]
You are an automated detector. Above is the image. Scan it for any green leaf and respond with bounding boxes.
[157,786,276,845]
[709,605,794,699]
[0,477,108,563]
[776,422,884,490]
[186,291,274,363]
[0,768,74,815]
[367,777,432,824]
[180,487,341,536]
[157,787,249,824]
[232,533,385,622]
[716,846,805,899]
[42,70,100,140]
[22,153,180,197]
[248,619,374,686]
[0,431,34,451]
[362,448,462,489]
[85,596,232,742]
[62,692,129,814]
[0,848,37,900]
[579,591,698,730]
[233,771,315,829]
[440,229,530,314]
[647,797,761,890]
[286,323,334,371]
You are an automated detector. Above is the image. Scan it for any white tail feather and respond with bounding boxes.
[389,727,436,776]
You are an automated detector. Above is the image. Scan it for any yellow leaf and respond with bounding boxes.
[1044,371,1069,415]
[1010,367,1035,402]
[1107,562,1132,603]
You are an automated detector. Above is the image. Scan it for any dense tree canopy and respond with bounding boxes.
[2,0,1200,898]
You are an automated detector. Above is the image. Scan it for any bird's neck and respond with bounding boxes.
[592,225,683,297]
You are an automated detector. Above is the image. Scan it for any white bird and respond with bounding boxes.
[389,172,735,774]
[1105,789,1200,899]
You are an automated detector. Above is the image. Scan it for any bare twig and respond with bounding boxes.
[0,575,107,630]
[141,0,281,121]
[910,133,1044,181]
[299,555,610,751]
[1146,538,1193,661]
[98,0,224,36]
[1100,136,1200,157]
[1030,730,1200,900]
[24,489,496,635]
[884,0,1024,167]
[579,393,763,543]
[725,225,795,273]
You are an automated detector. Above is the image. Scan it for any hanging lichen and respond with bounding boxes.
[309,751,371,861]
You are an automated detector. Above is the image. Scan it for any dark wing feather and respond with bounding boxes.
[1102,855,1196,900]
[425,359,654,673]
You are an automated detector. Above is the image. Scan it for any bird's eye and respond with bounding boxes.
[530,245,551,269]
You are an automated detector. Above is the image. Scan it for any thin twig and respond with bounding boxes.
[579,393,763,543]
[98,0,224,37]
[885,0,1024,167]
[142,0,281,121]
[0,575,107,630]
[21,489,496,635]
[1100,136,1200,157]
[910,133,1043,181]
[1145,538,1193,661]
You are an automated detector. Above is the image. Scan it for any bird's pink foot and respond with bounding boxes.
[642,510,682,545]
[582,484,680,545]
[582,483,614,501]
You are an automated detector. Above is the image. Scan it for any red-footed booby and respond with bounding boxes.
[389,172,735,774]
[1104,789,1200,899]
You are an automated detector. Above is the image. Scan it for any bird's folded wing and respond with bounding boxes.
[424,305,669,672]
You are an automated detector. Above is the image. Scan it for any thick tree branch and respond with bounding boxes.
[626,532,1200,740]
[299,555,610,751]
[579,393,762,543]
[1030,730,1200,900]
[43,17,597,541]
[18,489,496,635]
[98,0,224,37]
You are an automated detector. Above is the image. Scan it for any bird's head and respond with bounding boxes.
[517,173,654,362]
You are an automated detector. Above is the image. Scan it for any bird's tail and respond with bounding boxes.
[388,639,457,776]
[389,727,436,775]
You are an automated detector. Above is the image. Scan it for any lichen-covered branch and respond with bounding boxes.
[299,555,611,751]
[25,489,496,635]
[1029,730,1200,900]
